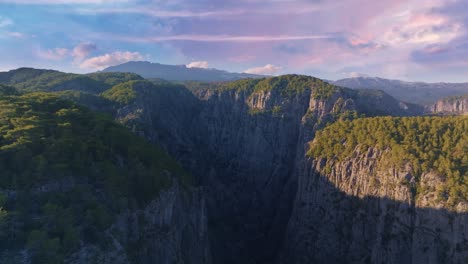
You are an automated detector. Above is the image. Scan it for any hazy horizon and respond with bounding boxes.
[3,60,468,84]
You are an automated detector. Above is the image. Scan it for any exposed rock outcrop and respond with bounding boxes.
[66,182,211,264]
[428,95,468,115]
[281,148,467,264]
[111,76,430,263]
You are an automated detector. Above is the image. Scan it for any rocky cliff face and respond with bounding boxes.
[281,148,467,264]
[66,182,211,264]
[5,181,210,264]
[0,91,211,264]
[428,95,468,115]
[111,76,429,263]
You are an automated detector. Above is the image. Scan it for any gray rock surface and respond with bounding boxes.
[428,95,468,115]
[66,181,211,264]
[112,76,436,263]
[281,148,467,264]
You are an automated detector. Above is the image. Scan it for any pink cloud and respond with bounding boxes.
[72,42,97,60]
[408,13,446,27]
[422,45,449,55]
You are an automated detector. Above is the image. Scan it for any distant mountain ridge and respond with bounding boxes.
[333,76,468,105]
[102,61,264,81]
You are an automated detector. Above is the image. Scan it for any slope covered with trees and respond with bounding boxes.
[309,116,468,206]
[0,68,142,93]
[0,90,188,263]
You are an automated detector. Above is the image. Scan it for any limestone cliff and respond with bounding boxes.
[428,94,468,115]
[282,152,467,264]
[0,91,210,264]
[281,116,467,264]
[109,76,428,263]
[66,182,210,264]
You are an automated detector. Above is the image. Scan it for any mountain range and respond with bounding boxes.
[333,76,468,104]
[101,61,468,105]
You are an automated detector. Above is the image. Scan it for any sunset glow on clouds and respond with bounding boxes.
[0,0,466,81]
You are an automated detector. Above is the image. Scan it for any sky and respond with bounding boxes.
[0,0,467,82]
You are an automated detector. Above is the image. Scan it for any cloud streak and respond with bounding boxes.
[103,34,334,43]
[77,2,333,18]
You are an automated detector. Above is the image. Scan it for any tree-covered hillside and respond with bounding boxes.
[0,90,188,263]
[185,75,337,99]
[309,116,468,206]
[184,75,423,117]
[0,68,143,93]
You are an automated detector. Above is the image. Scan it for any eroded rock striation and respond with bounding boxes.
[282,151,467,264]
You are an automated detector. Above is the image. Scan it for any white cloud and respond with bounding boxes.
[79,51,143,70]
[0,16,13,27]
[369,4,461,47]
[72,42,97,59]
[244,64,282,75]
[37,48,69,60]
[186,61,209,69]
